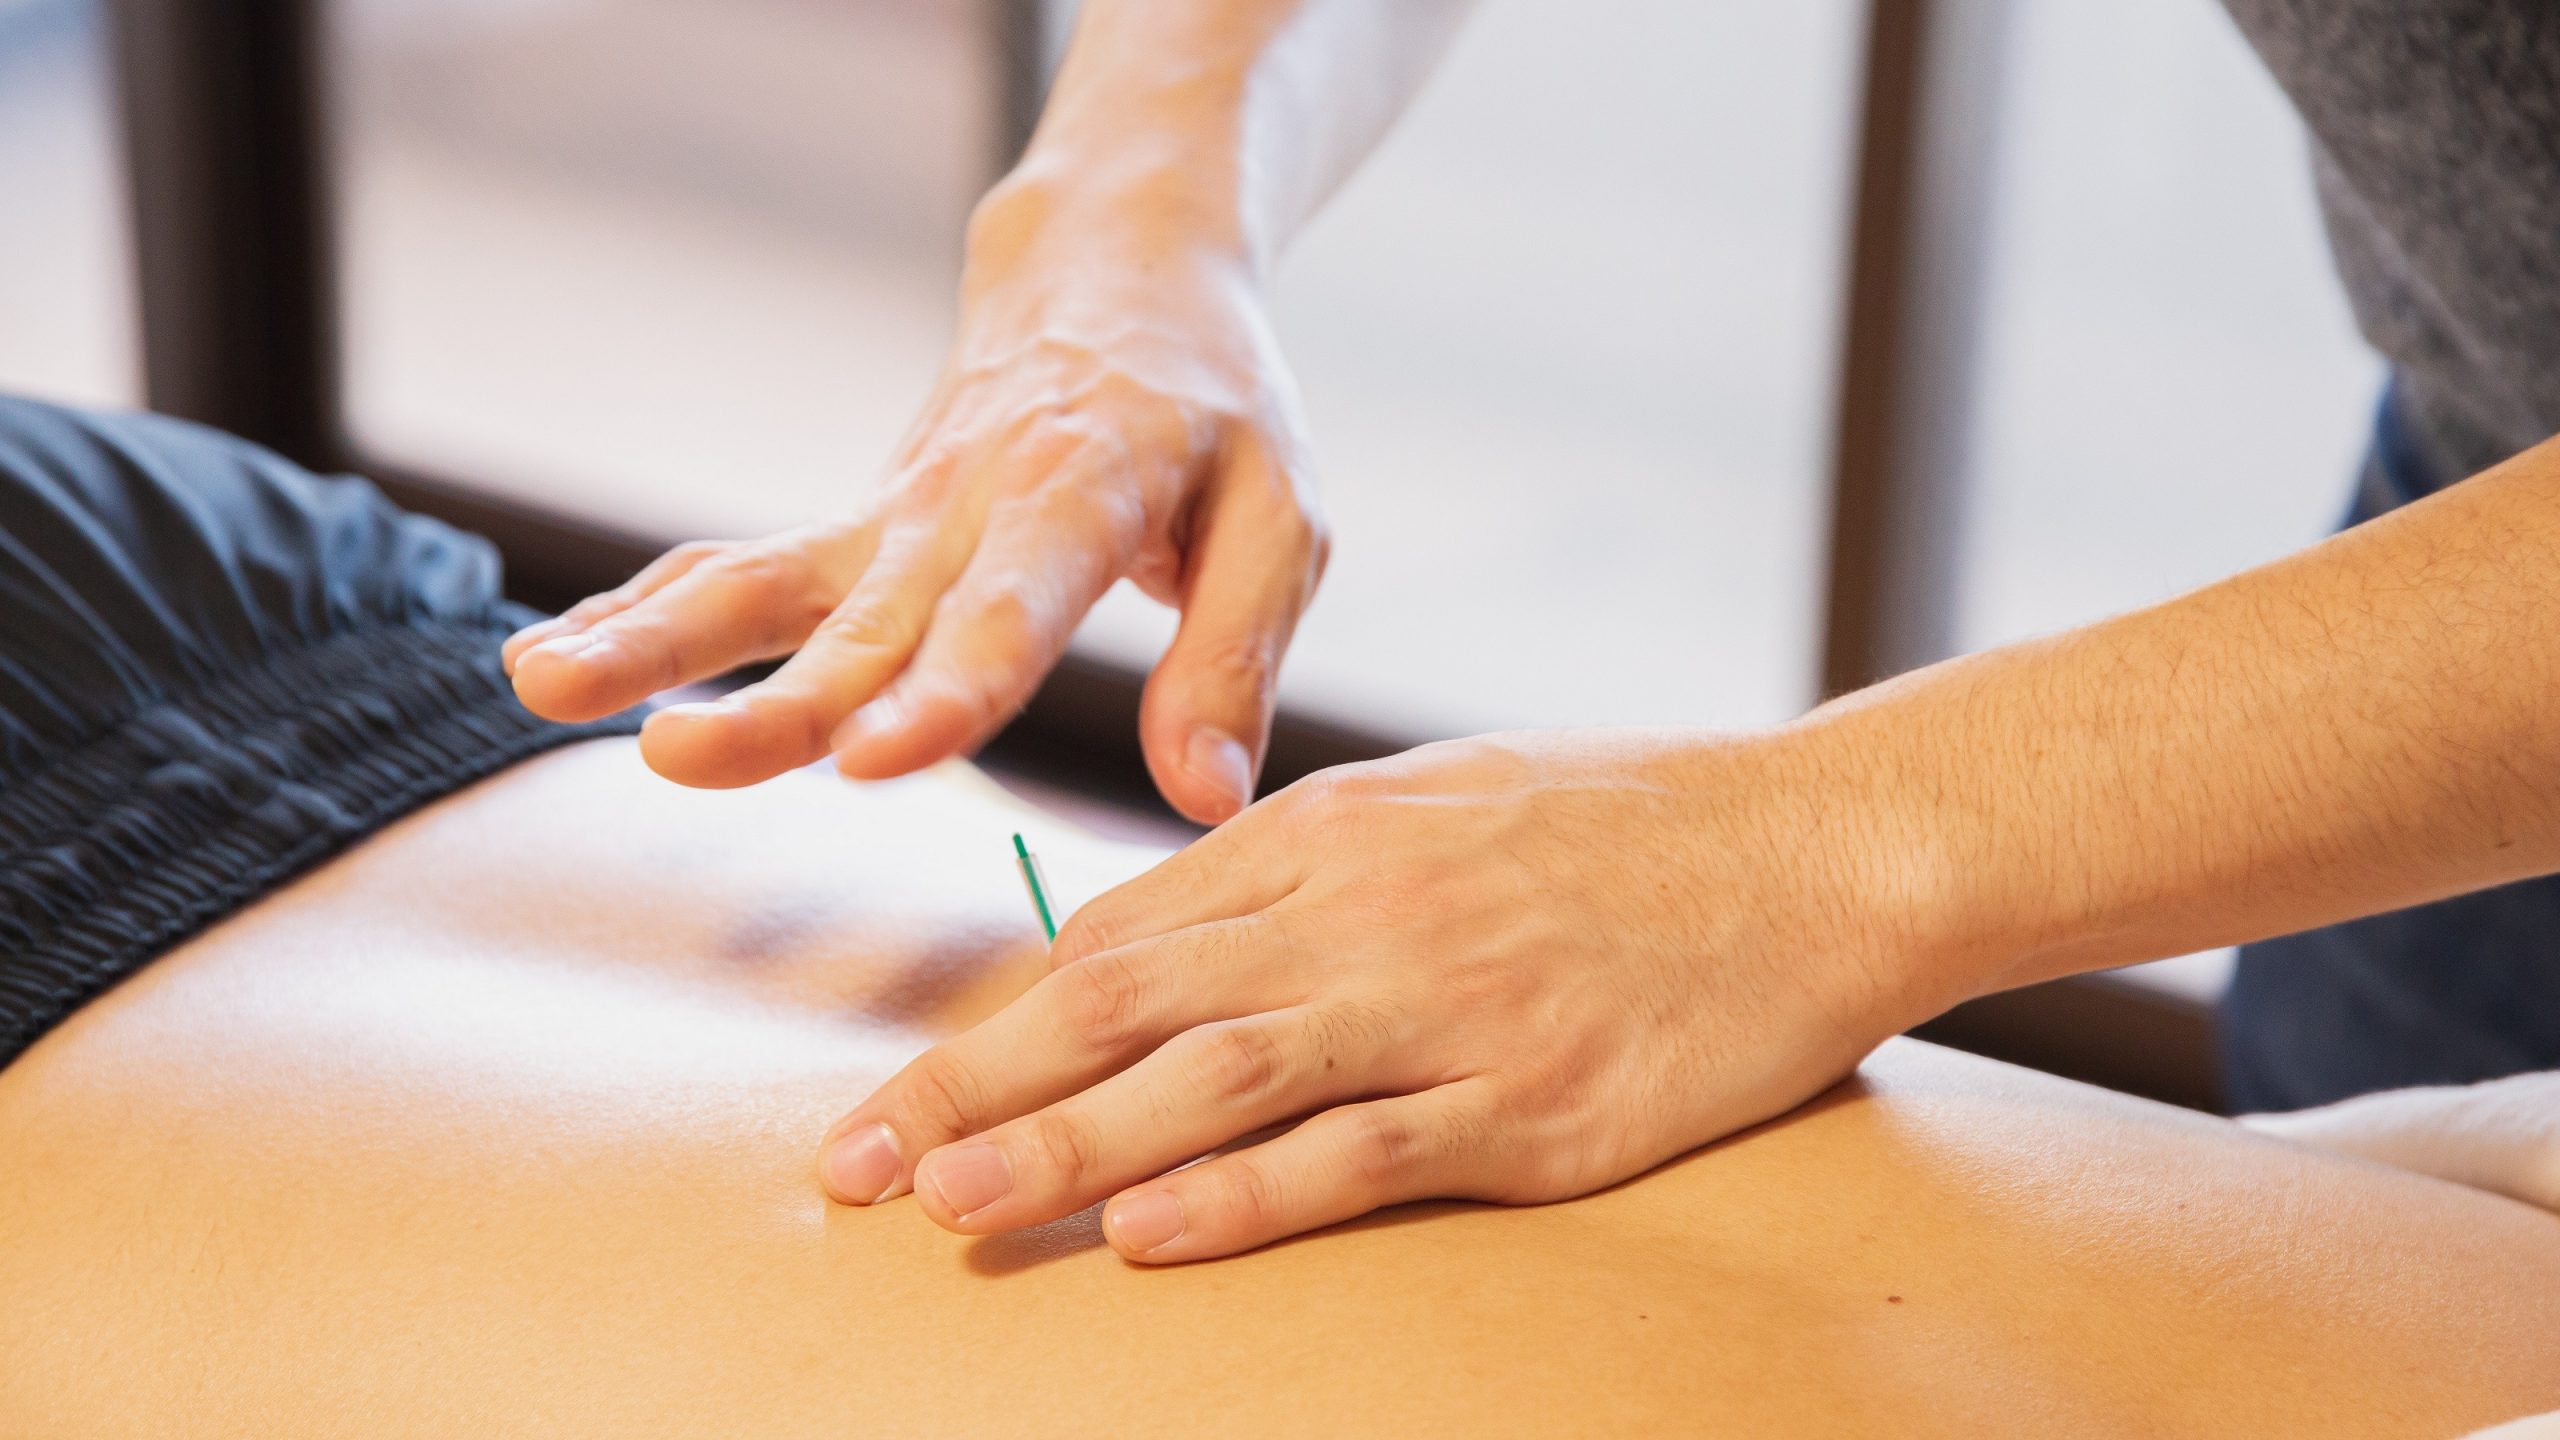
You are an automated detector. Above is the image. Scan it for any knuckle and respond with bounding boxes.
[1353,864,1438,919]
[896,1055,986,1141]
[1023,1110,1103,1189]
[1079,485,1150,555]
[973,577,1042,632]
[593,614,681,688]
[1465,1100,1572,1204]
[1079,366,1149,410]
[1441,953,1531,1012]
[1183,635,1277,704]
[714,550,834,638]
[815,598,921,655]
[883,469,947,511]
[1187,1023,1288,1106]
[1511,1135,1593,1205]
[960,582,1051,668]
[1025,404,1106,452]
[1060,952,1151,1052]
[924,673,1037,748]
[1087,370,1191,435]
[1273,769,1346,820]
[1294,788,1369,848]
[1220,1156,1289,1233]
[1337,1109,1425,1191]
[1048,908,1117,968]
[702,544,804,603]
[1525,1149,1589,1202]
[885,445,966,502]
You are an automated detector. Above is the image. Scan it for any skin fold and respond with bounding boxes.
[2,739,2557,1438]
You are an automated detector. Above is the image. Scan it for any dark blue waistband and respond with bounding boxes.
[0,395,643,1069]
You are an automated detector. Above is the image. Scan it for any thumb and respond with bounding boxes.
[1141,436,1327,825]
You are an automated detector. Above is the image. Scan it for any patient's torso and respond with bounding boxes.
[2,741,2555,1438]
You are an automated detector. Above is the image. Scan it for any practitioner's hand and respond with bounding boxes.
[816,729,1968,1262]
[504,172,1326,823]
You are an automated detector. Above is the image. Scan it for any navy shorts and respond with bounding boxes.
[0,396,640,1069]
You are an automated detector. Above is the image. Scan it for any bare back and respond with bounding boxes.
[2,740,2555,1437]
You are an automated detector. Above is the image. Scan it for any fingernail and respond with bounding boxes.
[1184,728,1253,819]
[503,622,563,666]
[917,1142,1013,1219]
[1107,1191,1186,1253]
[532,632,602,663]
[820,1123,902,1205]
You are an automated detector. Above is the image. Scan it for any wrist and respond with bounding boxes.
[1631,726,1978,1042]
[1763,680,2039,1026]
[966,150,1261,290]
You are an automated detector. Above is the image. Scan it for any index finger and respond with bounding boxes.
[501,539,723,675]
[510,528,861,724]
[825,437,1147,781]
[815,910,1310,1206]
[636,518,972,787]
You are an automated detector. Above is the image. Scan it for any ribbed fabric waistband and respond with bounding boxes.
[0,618,642,1067]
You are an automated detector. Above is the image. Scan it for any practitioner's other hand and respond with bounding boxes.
[504,169,1326,823]
[816,729,1969,1262]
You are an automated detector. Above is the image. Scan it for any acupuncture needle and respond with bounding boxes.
[1012,832,1059,943]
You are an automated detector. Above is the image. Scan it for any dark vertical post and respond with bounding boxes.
[989,0,1052,174]
[1818,0,2012,695]
[105,0,340,467]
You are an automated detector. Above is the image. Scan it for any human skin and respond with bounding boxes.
[816,431,2560,1262]
[2244,1071,2560,1214]
[501,0,2560,1262]
[1,739,2556,1439]
[505,0,1472,822]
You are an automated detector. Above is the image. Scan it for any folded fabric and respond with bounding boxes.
[2240,1069,2560,1215]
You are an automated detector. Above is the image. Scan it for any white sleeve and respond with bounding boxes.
[2239,1069,2560,1214]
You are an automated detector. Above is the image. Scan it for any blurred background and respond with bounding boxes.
[0,0,2383,1083]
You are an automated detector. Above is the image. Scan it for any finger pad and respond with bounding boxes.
[508,657,613,723]
[638,709,794,789]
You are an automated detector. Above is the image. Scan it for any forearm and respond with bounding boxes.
[974,0,1473,278]
[1809,432,2560,996]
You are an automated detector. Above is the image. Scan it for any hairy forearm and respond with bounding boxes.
[976,0,1473,276]
[1806,433,2560,997]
